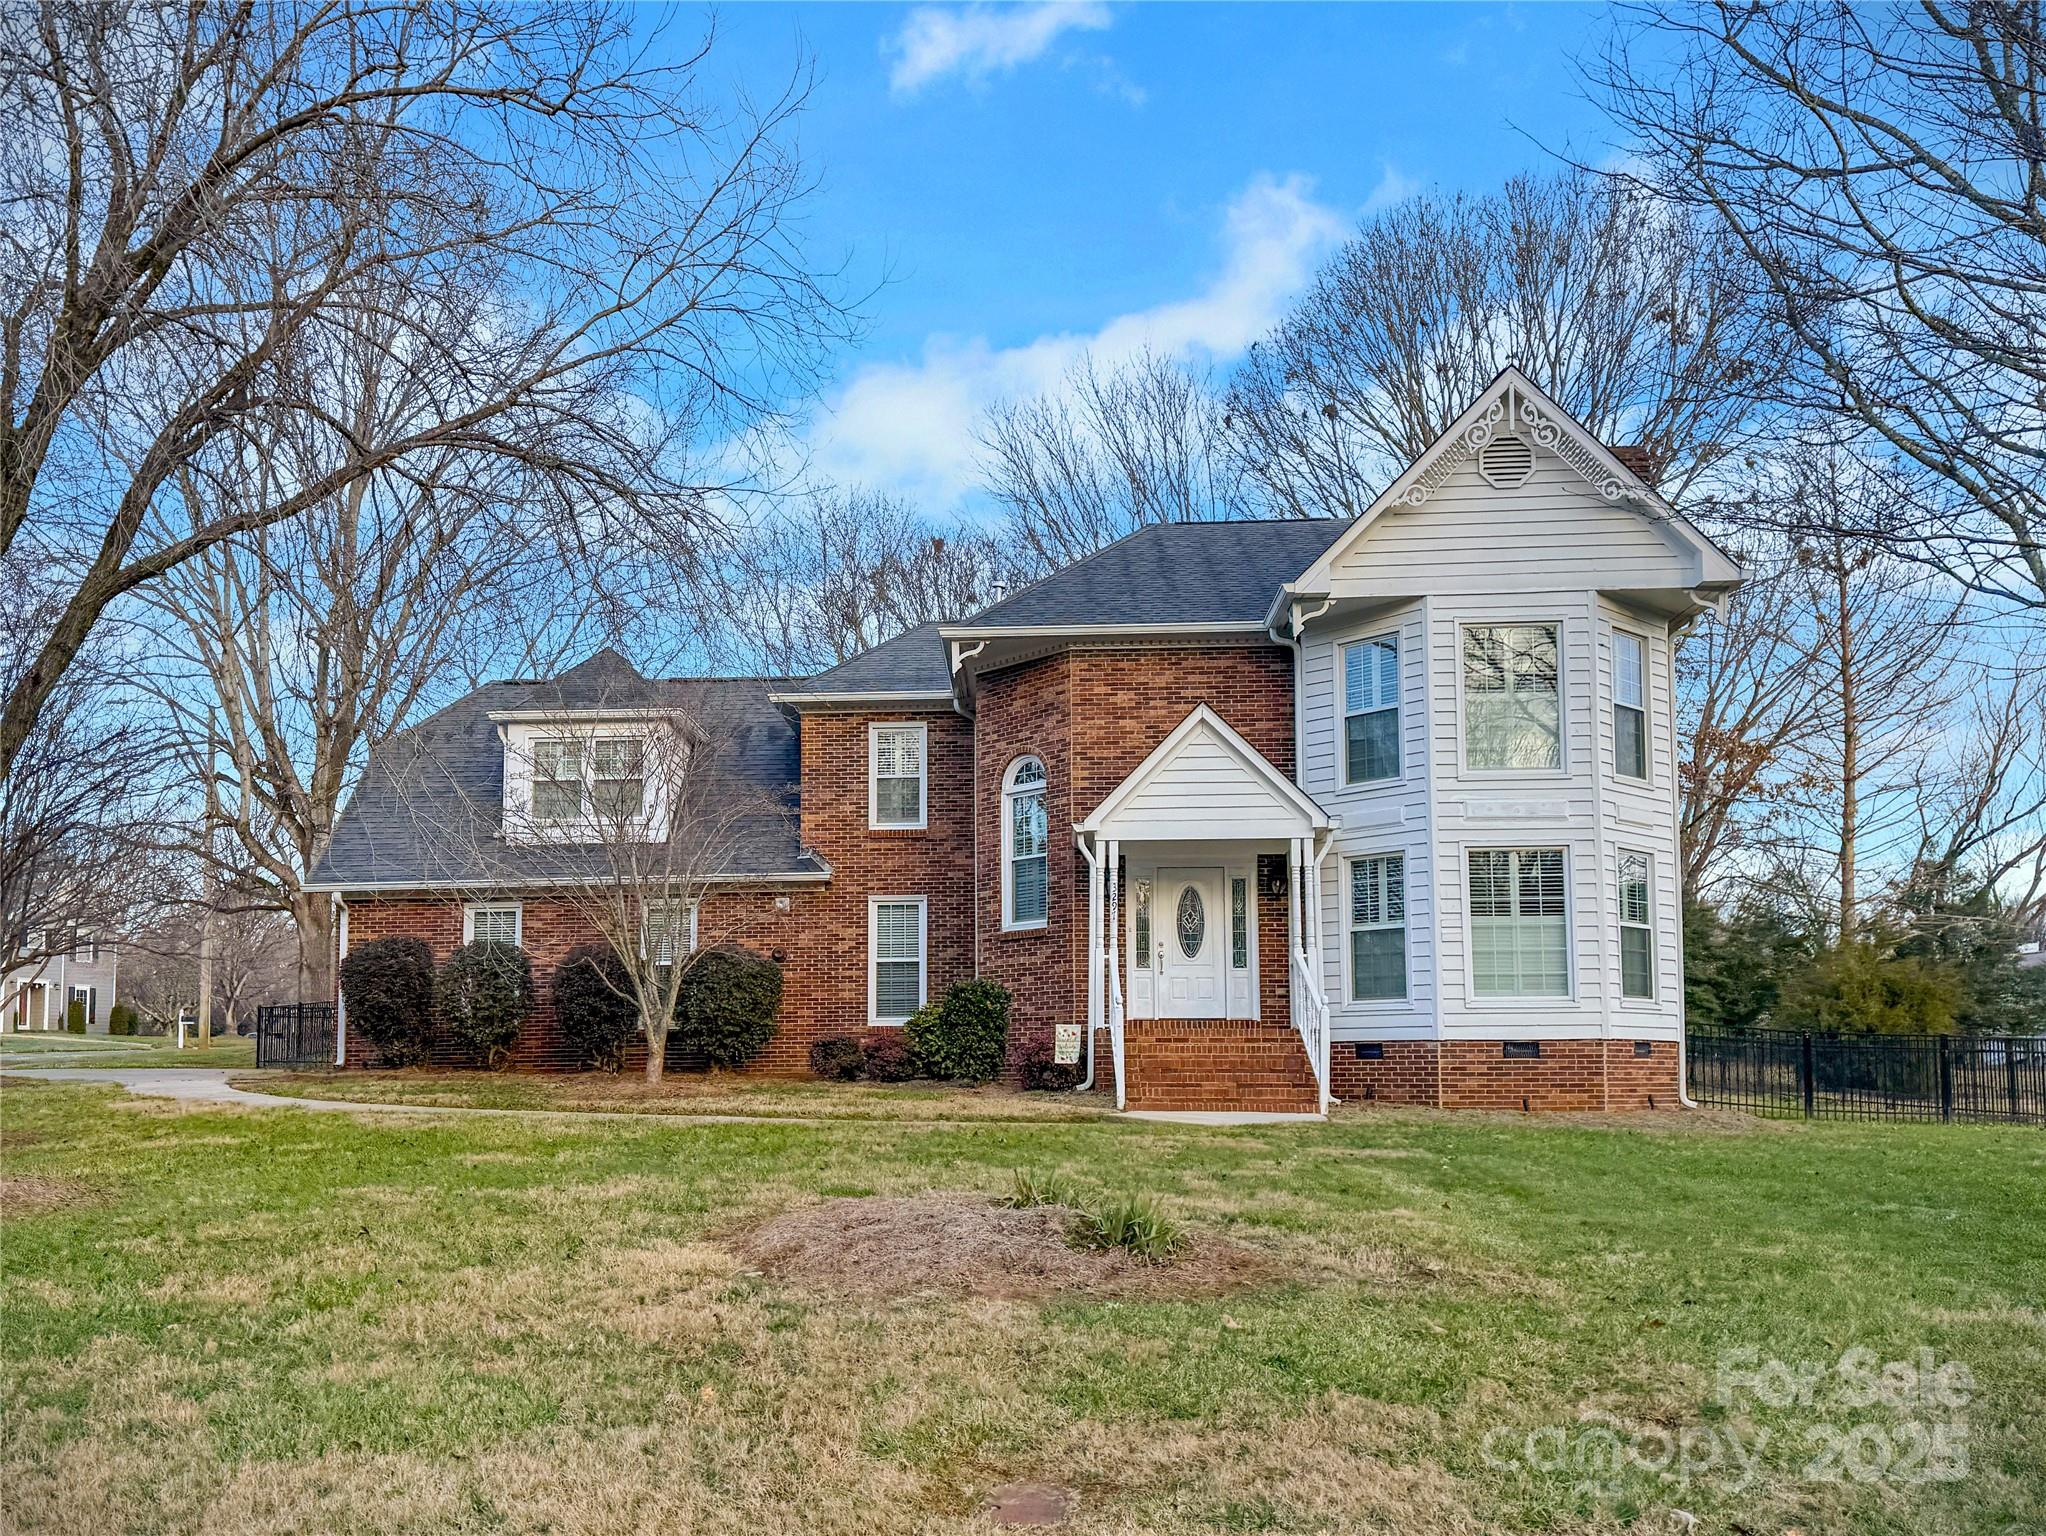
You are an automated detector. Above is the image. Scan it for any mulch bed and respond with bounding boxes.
[730,1191,1274,1301]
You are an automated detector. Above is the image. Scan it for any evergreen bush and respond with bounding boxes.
[337,936,435,1065]
[674,945,781,1068]
[552,944,640,1071]
[436,940,533,1068]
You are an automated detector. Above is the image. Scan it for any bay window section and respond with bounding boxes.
[1463,624,1561,771]
[1618,853,1654,999]
[1343,634,1400,783]
[1469,848,1569,998]
[1348,854,1407,1001]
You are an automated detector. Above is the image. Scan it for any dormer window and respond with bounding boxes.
[531,739,585,822]
[527,733,648,827]
[591,737,646,819]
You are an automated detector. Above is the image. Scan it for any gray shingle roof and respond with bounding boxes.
[786,622,952,696]
[311,662,823,891]
[955,518,1349,629]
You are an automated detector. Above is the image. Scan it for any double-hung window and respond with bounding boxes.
[1618,852,1654,999]
[1348,854,1407,1001]
[1613,631,1648,780]
[1463,624,1561,771]
[1002,757,1048,928]
[1469,848,1569,998]
[465,904,522,946]
[642,900,694,967]
[591,737,647,819]
[869,897,926,1025]
[1343,635,1401,784]
[71,930,97,963]
[531,739,584,822]
[870,724,927,829]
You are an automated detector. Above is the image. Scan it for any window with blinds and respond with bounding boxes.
[1614,631,1648,780]
[1004,757,1048,928]
[1618,852,1654,999]
[1469,848,1569,997]
[870,724,927,828]
[467,905,521,946]
[870,899,925,1024]
[1463,624,1561,771]
[1348,854,1407,1001]
[642,900,692,967]
[531,739,584,821]
[591,736,647,818]
[1343,634,1400,784]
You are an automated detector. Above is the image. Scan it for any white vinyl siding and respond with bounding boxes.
[464,904,522,946]
[1618,852,1654,1000]
[1003,757,1048,928]
[1347,855,1407,1002]
[1614,630,1648,781]
[1463,623,1560,771]
[869,724,927,829]
[869,898,926,1025]
[1469,848,1569,998]
[1342,635,1400,784]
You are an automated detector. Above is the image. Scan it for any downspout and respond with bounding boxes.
[334,896,349,1066]
[1075,833,1100,1093]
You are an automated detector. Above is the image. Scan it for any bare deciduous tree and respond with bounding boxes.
[1591,1,2046,612]
[0,1,851,781]
[1223,170,1786,516]
[979,349,1256,570]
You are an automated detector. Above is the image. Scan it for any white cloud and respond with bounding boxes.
[807,174,1346,510]
[886,2,1112,96]
[1362,162,1420,213]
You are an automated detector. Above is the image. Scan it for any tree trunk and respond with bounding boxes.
[644,1019,667,1083]
[1835,560,1859,943]
[294,895,335,1003]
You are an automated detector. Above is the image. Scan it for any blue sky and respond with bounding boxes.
[671,2,1622,515]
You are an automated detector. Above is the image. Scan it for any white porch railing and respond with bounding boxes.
[1290,947,1331,1115]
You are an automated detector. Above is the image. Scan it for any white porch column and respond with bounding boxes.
[1288,835,1304,960]
[1085,838,1102,1035]
[1105,838,1121,1012]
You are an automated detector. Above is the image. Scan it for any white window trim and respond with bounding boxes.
[1611,624,1652,785]
[868,721,929,831]
[1455,619,1570,781]
[867,895,928,1026]
[71,930,97,963]
[1463,846,1576,1005]
[1340,631,1404,787]
[463,901,524,946]
[1617,849,1656,1004]
[640,898,700,966]
[1001,756,1049,931]
[1343,851,1409,1006]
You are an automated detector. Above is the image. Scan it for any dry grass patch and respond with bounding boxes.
[730,1192,1275,1302]
[0,1173,98,1212]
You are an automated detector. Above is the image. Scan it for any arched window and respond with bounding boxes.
[1002,756,1048,929]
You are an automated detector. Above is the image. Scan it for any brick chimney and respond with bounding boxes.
[1609,444,1661,486]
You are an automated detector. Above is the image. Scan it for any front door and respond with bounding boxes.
[1156,867,1225,1018]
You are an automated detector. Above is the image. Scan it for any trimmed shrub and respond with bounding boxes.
[107,1004,136,1037]
[674,945,782,1069]
[436,941,533,1069]
[338,935,435,1065]
[862,1032,917,1083]
[809,1034,864,1081]
[1016,1041,1082,1092]
[906,978,1011,1083]
[553,944,639,1071]
[64,998,86,1034]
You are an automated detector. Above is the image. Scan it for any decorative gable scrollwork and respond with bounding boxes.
[1393,397,1506,508]
[1392,385,1659,515]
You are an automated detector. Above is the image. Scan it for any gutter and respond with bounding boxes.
[1074,835,1101,1094]
[303,865,834,896]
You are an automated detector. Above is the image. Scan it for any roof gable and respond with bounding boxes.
[1080,705,1331,840]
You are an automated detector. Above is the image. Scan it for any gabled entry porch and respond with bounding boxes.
[1074,707,1336,1114]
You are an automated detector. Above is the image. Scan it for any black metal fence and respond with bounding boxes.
[1687,1029,2046,1126]
[254,1004,337,1069]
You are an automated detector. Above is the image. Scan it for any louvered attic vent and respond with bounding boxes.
[1478,434,1534,489]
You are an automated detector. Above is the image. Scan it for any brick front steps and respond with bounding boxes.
[1122,1019,1320,1114]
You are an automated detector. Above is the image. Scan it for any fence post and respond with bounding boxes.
[1937,1034,1953,1123]
[1800,1032,1815,1119]
[2008,1039,2022,1124]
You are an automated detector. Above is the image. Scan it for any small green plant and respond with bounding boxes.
[1016,1041,1082,1091]
[64,999,86,1034]
[107,1004,135,1036]
[1070,1190,1188,1263]
[904,978,1011,1083]
[861,1032,917,1082]
[1004,1168,1081,1210]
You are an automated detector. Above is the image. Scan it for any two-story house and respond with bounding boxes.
[3,928,119,1033]
[310,368,1741,1114]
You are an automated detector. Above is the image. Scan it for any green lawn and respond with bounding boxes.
[0,1034,256,1069]
[1,1079,2039,1535]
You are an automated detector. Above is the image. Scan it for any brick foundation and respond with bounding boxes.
[1327,1037,1682,1111]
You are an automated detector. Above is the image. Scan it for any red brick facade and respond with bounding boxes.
[334,640,1687,1113]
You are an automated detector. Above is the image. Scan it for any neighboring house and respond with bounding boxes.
[2,928,119,1033]
[310,368,1742,1114]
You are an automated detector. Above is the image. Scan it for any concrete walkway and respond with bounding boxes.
[1,1067,1324,1129]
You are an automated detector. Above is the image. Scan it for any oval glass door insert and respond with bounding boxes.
[1176,885,1205,959]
